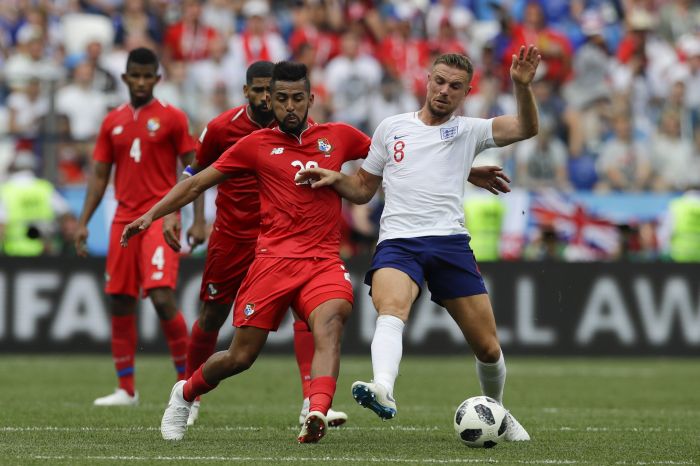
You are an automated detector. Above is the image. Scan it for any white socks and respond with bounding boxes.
[371,315,405,394]
[475,352,506,404]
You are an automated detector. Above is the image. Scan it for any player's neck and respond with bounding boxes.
[130,96,154,110]
[280,121,309,140]
[246,105,273,128]
[417,107,453,126]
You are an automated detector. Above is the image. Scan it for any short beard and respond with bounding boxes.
[278,108,309,135]
[427,101,451,119]
[250,103,273,125]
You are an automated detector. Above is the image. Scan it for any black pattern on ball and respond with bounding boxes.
[498,418,507,436]
[483,440,497,448]
[455,401,468,425]
[474,404,496,425]
[460,428,483,442]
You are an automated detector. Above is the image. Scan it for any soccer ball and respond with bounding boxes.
[453,396,508,448]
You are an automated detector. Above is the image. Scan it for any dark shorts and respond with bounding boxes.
[364,234,487,305]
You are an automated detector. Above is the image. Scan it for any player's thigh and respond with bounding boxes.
[233,257,306,331]
[443,294,501,361]
[424,235,487,304]
[293,258,354,325]
[371,268,420,321]
[105,222,140,298]
[140,217,180,294]
[199,229,256,303]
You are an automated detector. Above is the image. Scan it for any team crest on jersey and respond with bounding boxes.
[112,125,123,135]
[244,303,255,317]
[147,118,160,134]
[317,138,333,157]
[440,126,458,140]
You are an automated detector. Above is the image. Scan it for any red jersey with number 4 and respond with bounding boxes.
[196,105,272,240]
[213,123,370,258]
[93,99,194,223]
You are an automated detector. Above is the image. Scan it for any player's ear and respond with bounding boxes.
[243,84,249,99]
[120,73,128,85]
[465,85,472,97]
[308,92,314,108]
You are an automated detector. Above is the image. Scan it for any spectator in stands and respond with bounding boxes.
[425,0,472,43]
[0,150,73,256]
[83,40,119,98]
[201,0,238,39]
[288,0,342,68]
[515,114,571,191]
[188,36,245,110]
[56,61,110,142]
[113,0,162,46]
[595,110,653,192]
[368,74,418,133]
[649,110,697,192]
[657,0,700,44]
[7,76,48,144]
[325,30,382,133]
[163,0,219,63]
[228,0,288,66]
[4,26,61,92]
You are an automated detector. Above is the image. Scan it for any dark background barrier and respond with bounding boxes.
[1,257,699,355]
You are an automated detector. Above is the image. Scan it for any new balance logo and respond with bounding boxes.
[270,147,285,155]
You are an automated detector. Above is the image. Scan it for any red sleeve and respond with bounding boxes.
[171,108,196,156]
[212,133,259,176]
[195,120,222,168]
[337,124,370,162]
[93,117,114,163]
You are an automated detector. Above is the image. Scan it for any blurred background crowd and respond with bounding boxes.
[0,0,699,262]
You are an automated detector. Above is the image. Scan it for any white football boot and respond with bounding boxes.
[186,399,201,426]
[298,398,348,427]
[297,411,327,443]
[160,381,192,441]
[351,381,397,420]
[93,388,139,406]
[504,411,531,441]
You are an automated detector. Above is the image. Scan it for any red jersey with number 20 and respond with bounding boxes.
[93,99,195,223]
[213,122,370,258]
[196,105,272,240]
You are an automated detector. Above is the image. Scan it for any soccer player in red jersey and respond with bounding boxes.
[165,61,347,427]
[74,47,195,406]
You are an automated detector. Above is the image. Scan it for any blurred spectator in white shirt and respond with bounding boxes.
[596,111,653,192]
[650,110,698,192]
[7,77,48,140]
[4,27,62,92]
[368,74,418,133]
[228,0,288,66]
[56,61,109,141]
[189,35,245,109]
[515,115,571,191]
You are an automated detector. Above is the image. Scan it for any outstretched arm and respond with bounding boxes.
[492,45,540,147]
[121,166,227,246]
[295,167,382,205]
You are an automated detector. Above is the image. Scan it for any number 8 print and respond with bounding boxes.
[393,140,405,162]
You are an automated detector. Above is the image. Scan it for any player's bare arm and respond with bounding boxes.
[468,166,511,195]
[74,160,112,257]
[163,154,207,252]
[296,167,382,204]
[492,45,541,147]
[122,166,228,246]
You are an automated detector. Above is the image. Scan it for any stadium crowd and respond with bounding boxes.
[0,0,699,259]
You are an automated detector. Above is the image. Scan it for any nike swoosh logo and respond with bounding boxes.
[393,135,408,140]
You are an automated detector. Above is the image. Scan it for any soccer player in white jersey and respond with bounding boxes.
[294,46,541,441]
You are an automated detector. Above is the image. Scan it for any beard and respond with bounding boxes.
[250,102,273,124]
[427,99,452,119]
[278,108,309,134]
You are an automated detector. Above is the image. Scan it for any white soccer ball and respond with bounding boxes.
[453,396,508,448]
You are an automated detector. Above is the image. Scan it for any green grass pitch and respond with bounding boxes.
[1,355,698,465]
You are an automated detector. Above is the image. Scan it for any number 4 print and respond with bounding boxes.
[130,138,141,163]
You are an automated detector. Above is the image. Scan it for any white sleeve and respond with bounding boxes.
[472,117,497,155]
[361,119,388,176]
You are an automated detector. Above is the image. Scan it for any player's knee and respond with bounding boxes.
[221,351,256,375]
[474,344,502,364]
[199,303,229,331]
[149,289,177,315]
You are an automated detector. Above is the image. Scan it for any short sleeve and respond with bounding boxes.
[195,122,221,167]
[92,118,114,163]
[212,132,258,176]
[172,109,196,156]
[336,124,371,162]
[361,119,389,176]
[471,117,497,155]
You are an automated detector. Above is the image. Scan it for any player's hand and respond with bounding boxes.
[162,213,182,252]
[186,221,206,252]
[510,45,541,86]
[74,224,89,257]
[295,167,342,188]
[121,215,152,247]
[468,166,511,195]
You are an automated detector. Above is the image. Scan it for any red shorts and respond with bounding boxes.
[199,227,256,303]
[233,257,354,331]
[105,218,179,298]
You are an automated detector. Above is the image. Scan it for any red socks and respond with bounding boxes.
[309,376,336,415]
[183,366,218,402]
[160,312,189,380]
[111,314,137,396]
[293,320,314,399]
[185,322,219,379]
